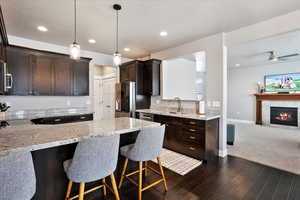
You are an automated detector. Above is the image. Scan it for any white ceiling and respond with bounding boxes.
[2,0,300,58]
[228,30,300,68]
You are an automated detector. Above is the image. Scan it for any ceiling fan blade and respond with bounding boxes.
[278,53,299,59]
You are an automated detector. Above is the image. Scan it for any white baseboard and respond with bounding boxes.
[227,118,255,124]
[218,149,227,158]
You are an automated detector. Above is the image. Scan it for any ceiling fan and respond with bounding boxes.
[267,51,299,62]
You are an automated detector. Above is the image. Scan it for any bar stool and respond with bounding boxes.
[64,135,120,200]
[0,152,36,200]
[118,125,167,200]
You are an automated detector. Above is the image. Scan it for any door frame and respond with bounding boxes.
[94,74,116,120]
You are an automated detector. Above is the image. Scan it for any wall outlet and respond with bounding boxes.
[86,100,91,105]
[156,100,160,104]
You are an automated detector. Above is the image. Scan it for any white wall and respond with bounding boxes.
[162,58,197,100]
[228,61,300,122]
[1,35,129,112]
[151,33,228,157]
[226,10,300,47]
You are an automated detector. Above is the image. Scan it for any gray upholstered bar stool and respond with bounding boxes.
[64,135,120,200]
[0,152,36,200]
[118,125,167,200]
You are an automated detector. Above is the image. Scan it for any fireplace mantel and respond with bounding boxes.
[255,93,300,124]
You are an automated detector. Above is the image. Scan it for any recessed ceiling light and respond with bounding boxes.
[37,26,48,32]
[235,63,241,67]
[124,48,130,52]
[88,39,96,44]
[160,31,168,37]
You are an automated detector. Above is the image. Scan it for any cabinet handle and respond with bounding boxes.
[189,121,196,125]
[189,147,196,151]
[189,129,196,132]
[189,136,196,140]
[54,119,62,122]
[80,116,86,119]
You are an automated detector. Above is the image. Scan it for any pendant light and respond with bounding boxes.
[113,4,122,66]
[70,0,80,60]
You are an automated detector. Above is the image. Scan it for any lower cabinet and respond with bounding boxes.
[153,114,219,161]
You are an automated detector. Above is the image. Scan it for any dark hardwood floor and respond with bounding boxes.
[84,155,300,200]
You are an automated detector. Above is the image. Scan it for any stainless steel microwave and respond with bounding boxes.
[0,60,12,95]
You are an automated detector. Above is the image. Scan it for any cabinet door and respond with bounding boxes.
[120,66,129,82]
[128,64,136,82]
[53,58,72,96]
[143,59,160,96]
[73,60,89,96]
[6,47,32,95]
[32,55,53,95]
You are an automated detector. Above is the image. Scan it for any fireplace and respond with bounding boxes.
[270,107,298,127]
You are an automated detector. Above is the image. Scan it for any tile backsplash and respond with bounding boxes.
[150,96,221,113]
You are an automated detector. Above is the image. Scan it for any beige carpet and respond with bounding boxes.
[227,123,300,175]
[152,148,202,176]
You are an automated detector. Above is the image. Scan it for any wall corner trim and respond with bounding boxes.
[218,149,228,158]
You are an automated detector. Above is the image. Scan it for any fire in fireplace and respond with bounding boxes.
[270,107,298,127]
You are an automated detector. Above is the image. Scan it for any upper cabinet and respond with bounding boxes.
[6,46,91,96]
[73,60,90,96]
[119,59,161,96]
[143,59,161,96]
[6,47,32,95]
[0,6,8,62]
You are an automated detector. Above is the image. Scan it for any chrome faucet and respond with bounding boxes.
[174,97,182,113]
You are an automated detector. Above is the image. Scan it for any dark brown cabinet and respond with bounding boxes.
[6,47,32,95]
[119,59,161,96]
[73,60,89,96]
[153,114,219,161]
[119,60,144,95]
[5,46,90,96]
[32,55,53,95]
[0,6,8,62]
[53,58,72,96]
[143,59,161,96]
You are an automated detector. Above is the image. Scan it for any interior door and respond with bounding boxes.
[94,79,103,120]
[102,78,116,119]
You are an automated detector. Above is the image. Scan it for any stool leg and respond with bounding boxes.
[157,157,168,191]
[65,180,73,200]
[145,161,148,176]
[102,178,107,196]
[118,158,128,188]
[79,182,85,200]
[138,161,143,200]
[110,173,120,200]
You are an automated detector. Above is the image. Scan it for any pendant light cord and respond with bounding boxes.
[116,9,119,53]
[74,0,77,43]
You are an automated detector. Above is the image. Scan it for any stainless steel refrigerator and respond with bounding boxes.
[115,81,136,118]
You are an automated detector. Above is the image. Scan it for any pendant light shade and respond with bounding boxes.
[70,42,80,60]
[113,4,122,66]
[70,0,80,60]
[113,52,122,66]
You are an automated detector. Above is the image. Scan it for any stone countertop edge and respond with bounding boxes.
[136,109,221,121]
[0,118,160,157]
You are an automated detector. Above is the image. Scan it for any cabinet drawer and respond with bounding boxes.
[182,132,204,144]
[182,118,205,127]
[182,126,205,134]
[180,142,203,159]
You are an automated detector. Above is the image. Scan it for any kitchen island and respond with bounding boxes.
[0,117,160,200]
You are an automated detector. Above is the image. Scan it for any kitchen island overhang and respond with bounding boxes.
[0,117,160,156]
